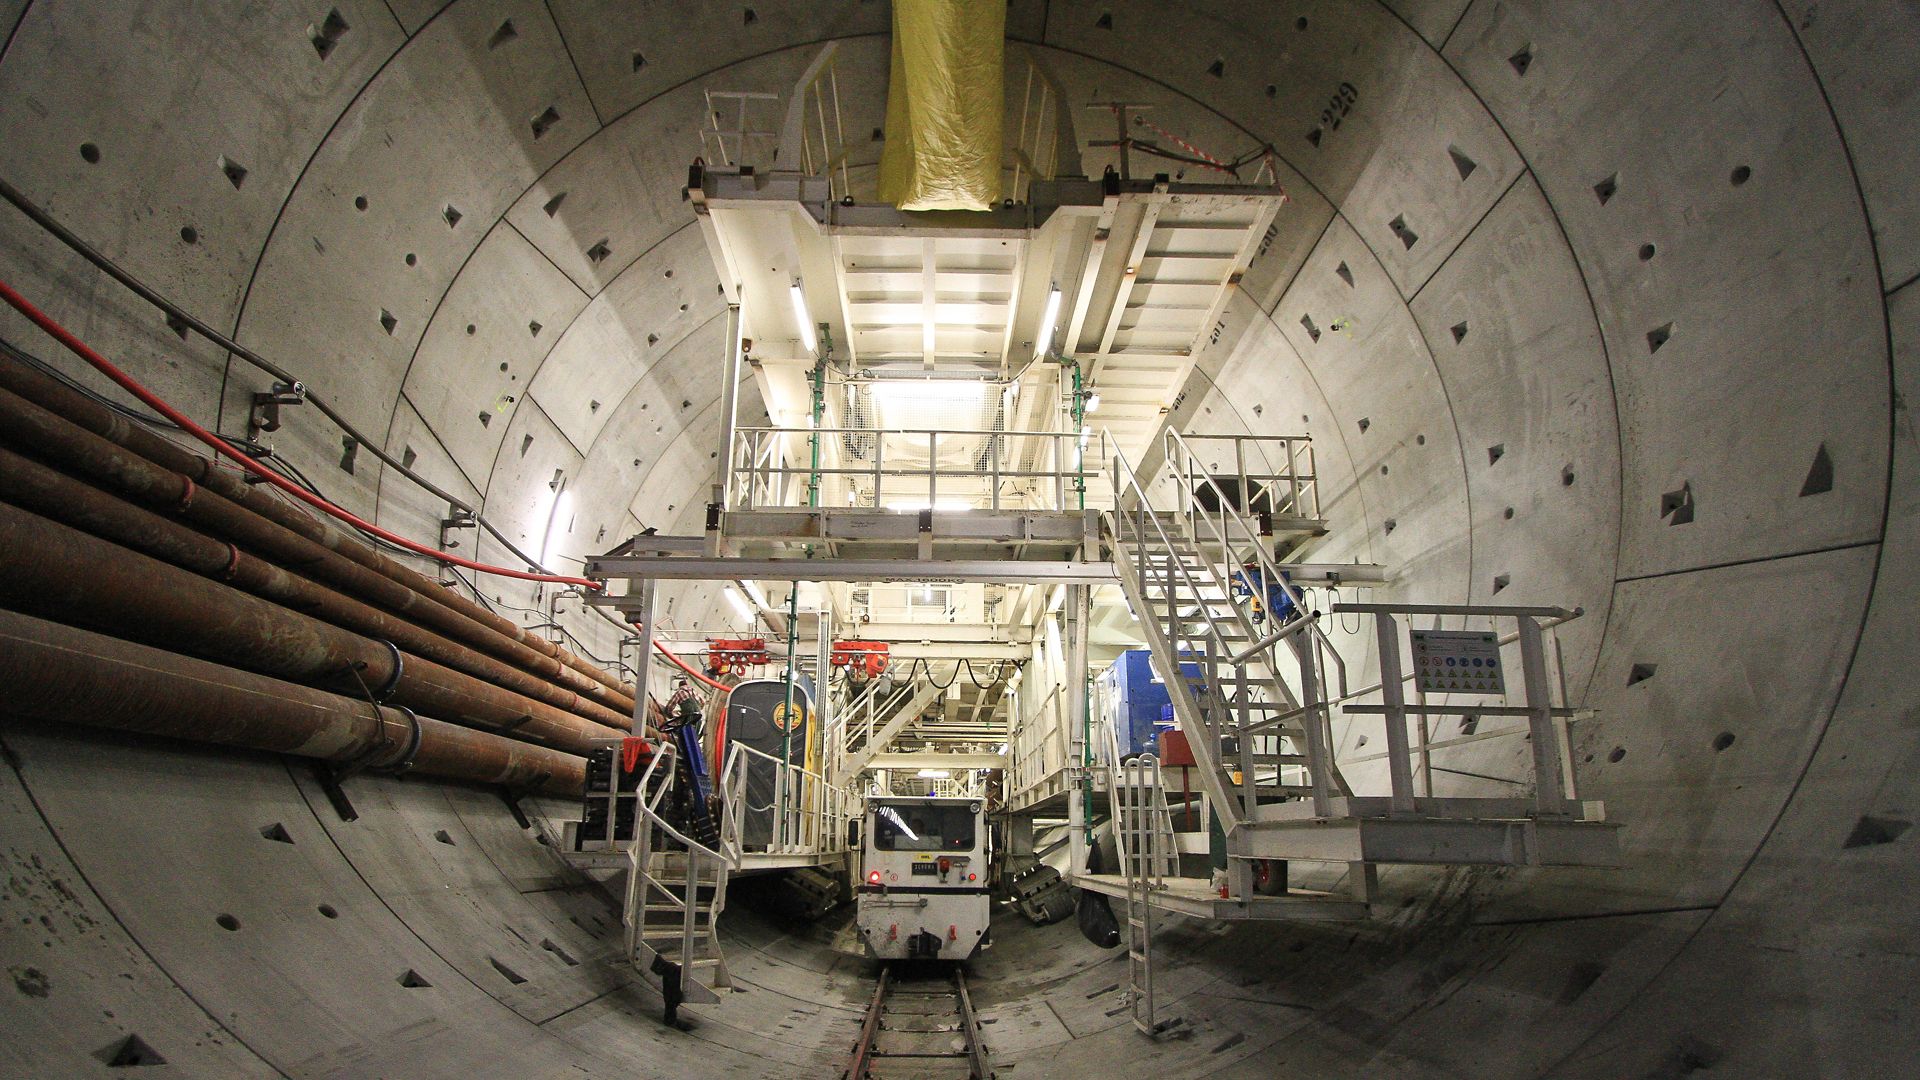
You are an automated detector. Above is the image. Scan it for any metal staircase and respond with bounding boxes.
[1103,428,1619,891]
[1108,431,1350,855]
[623,741,738,1026]
[838,679,945,776]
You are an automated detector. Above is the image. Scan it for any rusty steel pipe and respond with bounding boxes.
[0,501,643,755]
[0,608,584,797]
[0,352,636,708]
[0,442,636,732]
[0,381,637,718]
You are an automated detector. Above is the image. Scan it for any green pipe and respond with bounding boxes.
[778,354,826,837]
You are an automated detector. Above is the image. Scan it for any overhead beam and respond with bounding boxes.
[867,752,1007,771]
[586,557,1117,590]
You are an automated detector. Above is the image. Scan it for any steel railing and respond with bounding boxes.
[726,425,1108,512]
[720,740,854,856]
[1164,433,1320,521]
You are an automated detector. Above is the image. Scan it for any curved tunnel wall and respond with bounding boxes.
[0,1,1914,1076]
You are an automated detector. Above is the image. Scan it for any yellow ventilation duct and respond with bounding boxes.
[877,0,1006,211]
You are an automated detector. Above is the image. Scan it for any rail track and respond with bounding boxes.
[845,966,993,1079]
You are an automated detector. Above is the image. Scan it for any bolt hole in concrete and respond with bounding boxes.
[1608,747,1627,764]
[98,1034,166,1068]
[397,969,432,988]
[1731,165,1752,185]
[1389,214,1419,250]
[1639,243,1656,260]
[1713,732,1736,752]
[79,141,101,163]
[631,51,647,72]
[317,904,338,919]
[1593,173,1618,205]
[354,195,367,211]
[433,829,455,845]
[216,914,240,931]
[308,8,348,60]
[404,252,416,266]
[489,957,528,985]
[1379,464,1389,475]
[1562,465,1577,486]
[258,822,293,844]
[465,323,476,335]
[1503,506,1514,519]
[179,226,198,244]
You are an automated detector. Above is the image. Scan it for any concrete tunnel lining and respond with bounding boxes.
[0,0,1915,1076]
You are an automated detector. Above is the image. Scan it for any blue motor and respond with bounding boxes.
[1231,564,1297,626]
[1100,650,1200,758]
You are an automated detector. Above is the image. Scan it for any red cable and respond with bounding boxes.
[0,276,602,589]
[647,636,730,693]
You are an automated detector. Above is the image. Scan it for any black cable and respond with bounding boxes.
[1,336,181,432]
[0,175,554,576]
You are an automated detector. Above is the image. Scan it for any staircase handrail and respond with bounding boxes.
[1161,428,1349,699]
[1106,436,1268,674]
[634,740,730,866]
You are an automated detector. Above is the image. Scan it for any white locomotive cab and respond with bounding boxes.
[855,796,990,961]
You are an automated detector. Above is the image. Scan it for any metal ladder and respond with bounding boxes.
[1106,725,1180,1036]
[1107,432,1353,879]
[624,741,738,1026]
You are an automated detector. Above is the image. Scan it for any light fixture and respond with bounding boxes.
[1034,284,1061,359]
[538,487,572,566]
[995,743,1009,755]
[916,769,951,779]
[724,585,754,622]
[738,579,769,608]
[789,278,817,354]
[1084,389,1101,413]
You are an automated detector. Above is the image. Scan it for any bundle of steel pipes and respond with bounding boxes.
[0,348,655,798]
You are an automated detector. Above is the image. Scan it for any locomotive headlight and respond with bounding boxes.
[969,802,982,815]
[868,870,882,885]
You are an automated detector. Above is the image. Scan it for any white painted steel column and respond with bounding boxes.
[1518,616,1570,816]
[1066,583,1090,876]
[716,303,743,512]
[1373,612,1418,814]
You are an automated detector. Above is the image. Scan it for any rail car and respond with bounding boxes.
[854,796,991,961]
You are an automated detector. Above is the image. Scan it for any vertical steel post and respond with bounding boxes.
[1518,616,1569,815]
[1374,612,1417,814]
[1066,583,1090,876]
[717,303,743,511]
[630,579,656,732]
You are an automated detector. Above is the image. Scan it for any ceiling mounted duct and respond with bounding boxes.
[877,0,1006,211]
